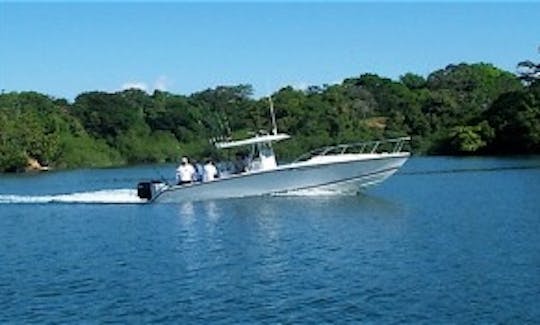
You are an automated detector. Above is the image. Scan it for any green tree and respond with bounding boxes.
[447,122,494,154]
[485,88,540,153]
[71,91,144,142]
[2,61,539,173]
[191,85,254,137]
[146,91,206,143]
[400,73,427,90]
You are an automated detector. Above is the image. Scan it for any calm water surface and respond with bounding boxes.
[1,157,539,323]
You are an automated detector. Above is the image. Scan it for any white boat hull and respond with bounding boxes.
[151,153,409,203]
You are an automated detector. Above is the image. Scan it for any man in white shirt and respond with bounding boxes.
[176,157,196,185]
[203,159,219,182]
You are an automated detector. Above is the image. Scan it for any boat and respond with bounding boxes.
[136,134,410,203]
[136,99,411,203]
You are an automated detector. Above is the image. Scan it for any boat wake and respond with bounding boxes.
[0,189,145,204]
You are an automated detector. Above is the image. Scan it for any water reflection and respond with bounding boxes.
[354,194,406,217]
[168,194,408,269]
[245,194,405,219]
[173,194,405,222]
[203,201,220,222]
[177,201,194,218]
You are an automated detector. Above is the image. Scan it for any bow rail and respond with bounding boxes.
[293,136,411,163]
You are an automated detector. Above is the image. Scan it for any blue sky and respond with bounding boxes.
[0,2,539,100]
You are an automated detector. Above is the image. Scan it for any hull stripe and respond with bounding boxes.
[270,166,399,194]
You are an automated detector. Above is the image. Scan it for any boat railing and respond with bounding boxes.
[293,136,411,163]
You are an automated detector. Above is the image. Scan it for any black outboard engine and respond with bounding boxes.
[137,180,165,201]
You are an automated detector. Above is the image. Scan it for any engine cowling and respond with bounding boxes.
[137,180,165,200]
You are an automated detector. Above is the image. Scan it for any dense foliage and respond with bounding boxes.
[1,62,539,172]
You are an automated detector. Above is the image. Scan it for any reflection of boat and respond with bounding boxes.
[137,134,410,203]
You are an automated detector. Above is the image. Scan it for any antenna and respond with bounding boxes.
[268,96,278,135]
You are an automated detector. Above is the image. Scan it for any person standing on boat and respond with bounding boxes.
[203,159,219,182]
[176,157,196,185]
[193,160,203,182]
[233,152,247,174]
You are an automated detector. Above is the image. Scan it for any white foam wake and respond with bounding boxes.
[0,189,145,204]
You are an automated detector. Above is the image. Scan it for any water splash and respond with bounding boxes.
[0,189,145,204]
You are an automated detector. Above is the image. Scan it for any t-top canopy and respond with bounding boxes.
[215,133,291,149]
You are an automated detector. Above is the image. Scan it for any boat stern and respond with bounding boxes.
[137,180,167,201]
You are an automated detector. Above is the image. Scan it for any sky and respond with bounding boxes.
[0,1,539,100]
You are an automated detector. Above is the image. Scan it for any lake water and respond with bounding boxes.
[1,157,539,323]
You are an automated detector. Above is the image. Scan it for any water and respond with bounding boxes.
[1,157,539,323]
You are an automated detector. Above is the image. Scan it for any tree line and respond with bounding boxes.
[1,61,539,172]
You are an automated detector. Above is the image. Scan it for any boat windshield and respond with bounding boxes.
[248,141,277,171]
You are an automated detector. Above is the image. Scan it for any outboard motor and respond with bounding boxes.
[137,180,165,201]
